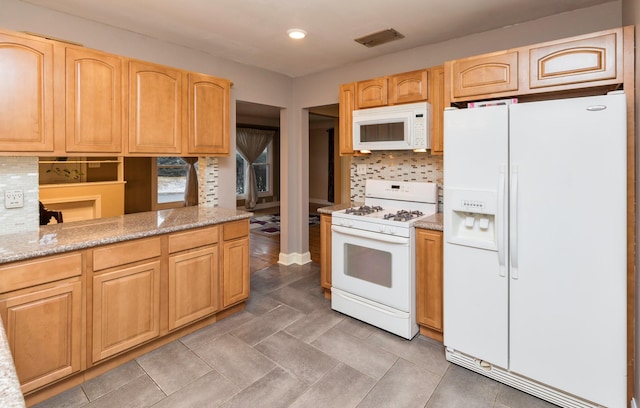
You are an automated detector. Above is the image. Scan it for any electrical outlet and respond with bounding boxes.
[357,164,367,175]
[5,190,24,209]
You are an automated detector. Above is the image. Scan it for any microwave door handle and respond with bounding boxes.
[331,225,409,245]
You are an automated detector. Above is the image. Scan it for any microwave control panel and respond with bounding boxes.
[413,112,427,149]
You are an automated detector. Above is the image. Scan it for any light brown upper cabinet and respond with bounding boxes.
[449,50,519,100]
[389,69,428,105]
[339,68,439,156]
[0,30,55,152]
[428,66,445,155]
[356,77,388,109]
[339,82,356,155]
[127,60,184,154]
[65,47,123,153]
[186,73,231,155]
[447,27,624,102]
[528,30,621,90]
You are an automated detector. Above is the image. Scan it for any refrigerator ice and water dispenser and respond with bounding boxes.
[446,188,497,251]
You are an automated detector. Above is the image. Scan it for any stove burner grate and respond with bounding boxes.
[344,205,384,216]
[383,209,424,222]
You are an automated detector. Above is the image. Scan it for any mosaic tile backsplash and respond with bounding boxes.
[351,151,443,211]
[198,156,219,207]
[0,157,39,235]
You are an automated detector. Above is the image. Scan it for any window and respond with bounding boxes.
[156,157,190,207]
[236,143,272,198]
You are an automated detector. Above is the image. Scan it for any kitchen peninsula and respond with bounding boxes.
[0,206,251,406]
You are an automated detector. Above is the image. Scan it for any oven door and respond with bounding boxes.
[331,224,411,312]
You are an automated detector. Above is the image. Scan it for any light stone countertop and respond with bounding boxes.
[0,316,24,408]
[316,203,355,214]
[414,212,444,231]
[0,206,252,265]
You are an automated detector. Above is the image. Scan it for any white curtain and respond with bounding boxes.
[236,128,275,209]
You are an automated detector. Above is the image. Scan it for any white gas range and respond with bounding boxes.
[331,179,438,339]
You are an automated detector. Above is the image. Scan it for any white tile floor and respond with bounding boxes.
[35,262,558,408]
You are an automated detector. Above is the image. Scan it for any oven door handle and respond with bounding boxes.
[331,225,409,245]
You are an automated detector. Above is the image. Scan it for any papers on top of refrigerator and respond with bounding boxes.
[468,98,518,108]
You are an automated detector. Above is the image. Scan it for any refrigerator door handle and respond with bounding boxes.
[497,164,507,277]
[510,164,519,279]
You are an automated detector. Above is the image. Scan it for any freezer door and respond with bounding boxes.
[508,94,627,408]
[443,106,509,368]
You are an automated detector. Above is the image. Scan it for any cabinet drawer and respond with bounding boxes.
[223,220,249,241]
[93,237,161,271]
[169,226,219,254]
[0,253,82,293]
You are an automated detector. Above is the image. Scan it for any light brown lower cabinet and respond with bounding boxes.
[168,246,219,330]
[320,214,332,298]
[0,220,250,401]
[0,253,84,394]
[91,261,161,363]
[0,279,83,394]
[222,220,250,308]
[415,228,443,341]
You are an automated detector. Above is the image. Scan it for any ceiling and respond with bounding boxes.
[22,0,614,78]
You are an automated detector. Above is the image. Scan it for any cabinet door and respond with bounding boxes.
[92,261,161,362]
[415,229,443,333]
[65,47,123,153]
[128,60,183,154]
[168,246,219,330]
[528,29,621,90]
[187,73,230,155]
[0,280,82,393]
[356,78,387,108]
[450,51,519,100]
[389,70,428,105]
[222,237,249,308]
[320,215,332,293]
[339,83,356,155]
[0,32,54,152]
[428,66,445,155]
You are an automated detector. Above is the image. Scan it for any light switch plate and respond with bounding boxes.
[357,164,367,175]
[5,190,24,209]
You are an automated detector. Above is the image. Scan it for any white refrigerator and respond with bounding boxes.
[443,92,627,408]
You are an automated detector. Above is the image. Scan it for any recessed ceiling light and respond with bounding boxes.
[287,29,307,39]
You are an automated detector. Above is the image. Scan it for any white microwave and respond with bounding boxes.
[352,102,430,152]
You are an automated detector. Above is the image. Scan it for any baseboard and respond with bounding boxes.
[278,251,312,265]
[631,397,637,408]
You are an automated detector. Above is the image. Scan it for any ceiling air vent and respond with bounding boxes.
[355,28,405,48]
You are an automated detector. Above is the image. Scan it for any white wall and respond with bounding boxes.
[308,125,332,204]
